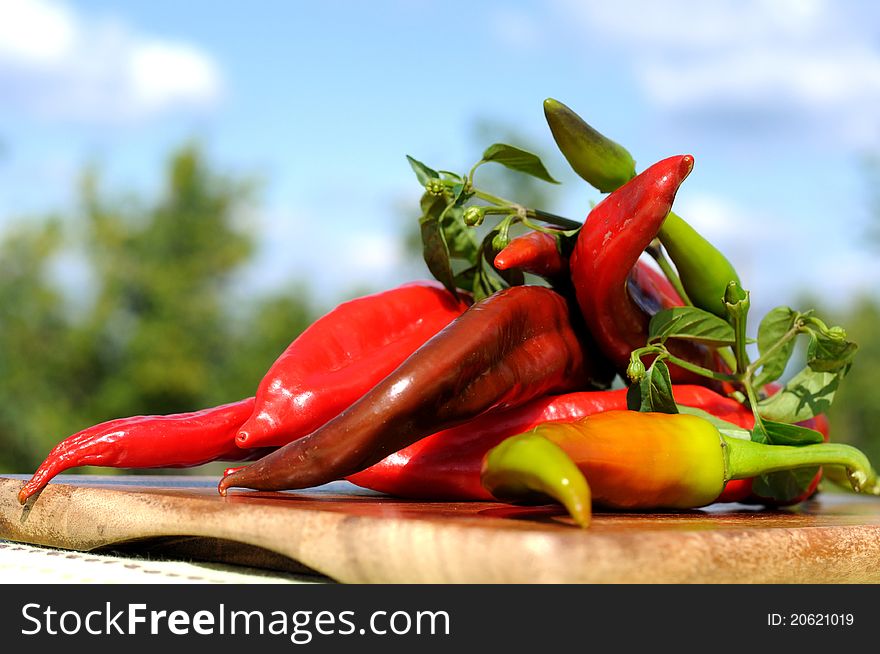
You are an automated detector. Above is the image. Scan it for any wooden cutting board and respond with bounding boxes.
[2,474,880,583]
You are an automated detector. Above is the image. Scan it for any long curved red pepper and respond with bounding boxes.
[18,397,268,504]
[569,155,713,380]
[236,281,470,449]
[219,285,601,494]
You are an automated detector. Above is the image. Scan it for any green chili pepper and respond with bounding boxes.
[481,432,591,528]
[658,212,741,318]
[543,98,636,193]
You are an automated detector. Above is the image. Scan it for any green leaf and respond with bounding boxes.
[407,155,439,186]
[806,330,858,373]
[648,306,736,347]
[754,306,797,387]
[761,419,825,446]
[440,207,479,260]
[453,265,477,293]
[626,359,678,414]
[747,411,824,500]
[482,227,523,288]
[418,193,457,296]
[471,262,507,302]
[757,366,848,423]
[479,143,559,184]
[438,170,462,182]
[750,467,819,503]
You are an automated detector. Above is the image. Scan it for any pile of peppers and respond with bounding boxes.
[18,99,880,529]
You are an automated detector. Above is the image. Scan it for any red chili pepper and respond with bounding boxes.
[569,155,713,380]
[493,231,567,280]
[18,397,267,504]
[494,231,684,313]
[235,281,470,448]
[347,385,751,500]
[219,285,608,494]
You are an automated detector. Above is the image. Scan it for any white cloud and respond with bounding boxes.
[555,0,880,145]
[0,0,222,122]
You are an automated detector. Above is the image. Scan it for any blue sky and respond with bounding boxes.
[2,0,880,313]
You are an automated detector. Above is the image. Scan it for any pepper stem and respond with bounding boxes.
[723,435,880,495]
[646,239,692,306]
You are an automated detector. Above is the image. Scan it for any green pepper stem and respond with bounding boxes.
[646,240,692,306]
[723,435,880,495]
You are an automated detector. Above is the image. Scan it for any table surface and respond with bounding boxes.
[3,474,880,583]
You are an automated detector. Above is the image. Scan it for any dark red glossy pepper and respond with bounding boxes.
[569,155,714,380]
[219,285,606,494]
[348,385,751,500]
[18,397,268,504]
[236,281,470,448]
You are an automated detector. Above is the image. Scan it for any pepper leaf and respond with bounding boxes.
[471,262,507,302]
[757,366,848,423]
[648,307,736,347]
[407,155,440,186]
[747,418,824,501]
[750,467,819,504]
[453,265,477,292]
[479,143,560,184]
[626,359,678,414]
[440,206,479,260]
[806,329,858,373]
[482,227,524,288]
[754,306,798,387]
[760,419,825,446]
[419,193,457,296]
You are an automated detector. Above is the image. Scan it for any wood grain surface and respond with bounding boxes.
[2,474,880,583]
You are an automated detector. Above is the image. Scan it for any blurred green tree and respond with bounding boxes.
[0,144,317,473]
[826,297,880,467]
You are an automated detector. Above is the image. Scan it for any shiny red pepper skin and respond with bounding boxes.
[493,231,567,280]
[569,155,713,381]
[348,385,751,500]
[219,285,605,494]
[19,397,268,504]
[236,281,470,448]
[494,231,684,315]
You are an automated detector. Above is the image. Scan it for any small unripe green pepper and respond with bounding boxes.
[543,98,636,193]
[481,433,591,528]
[659,212,741,317]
